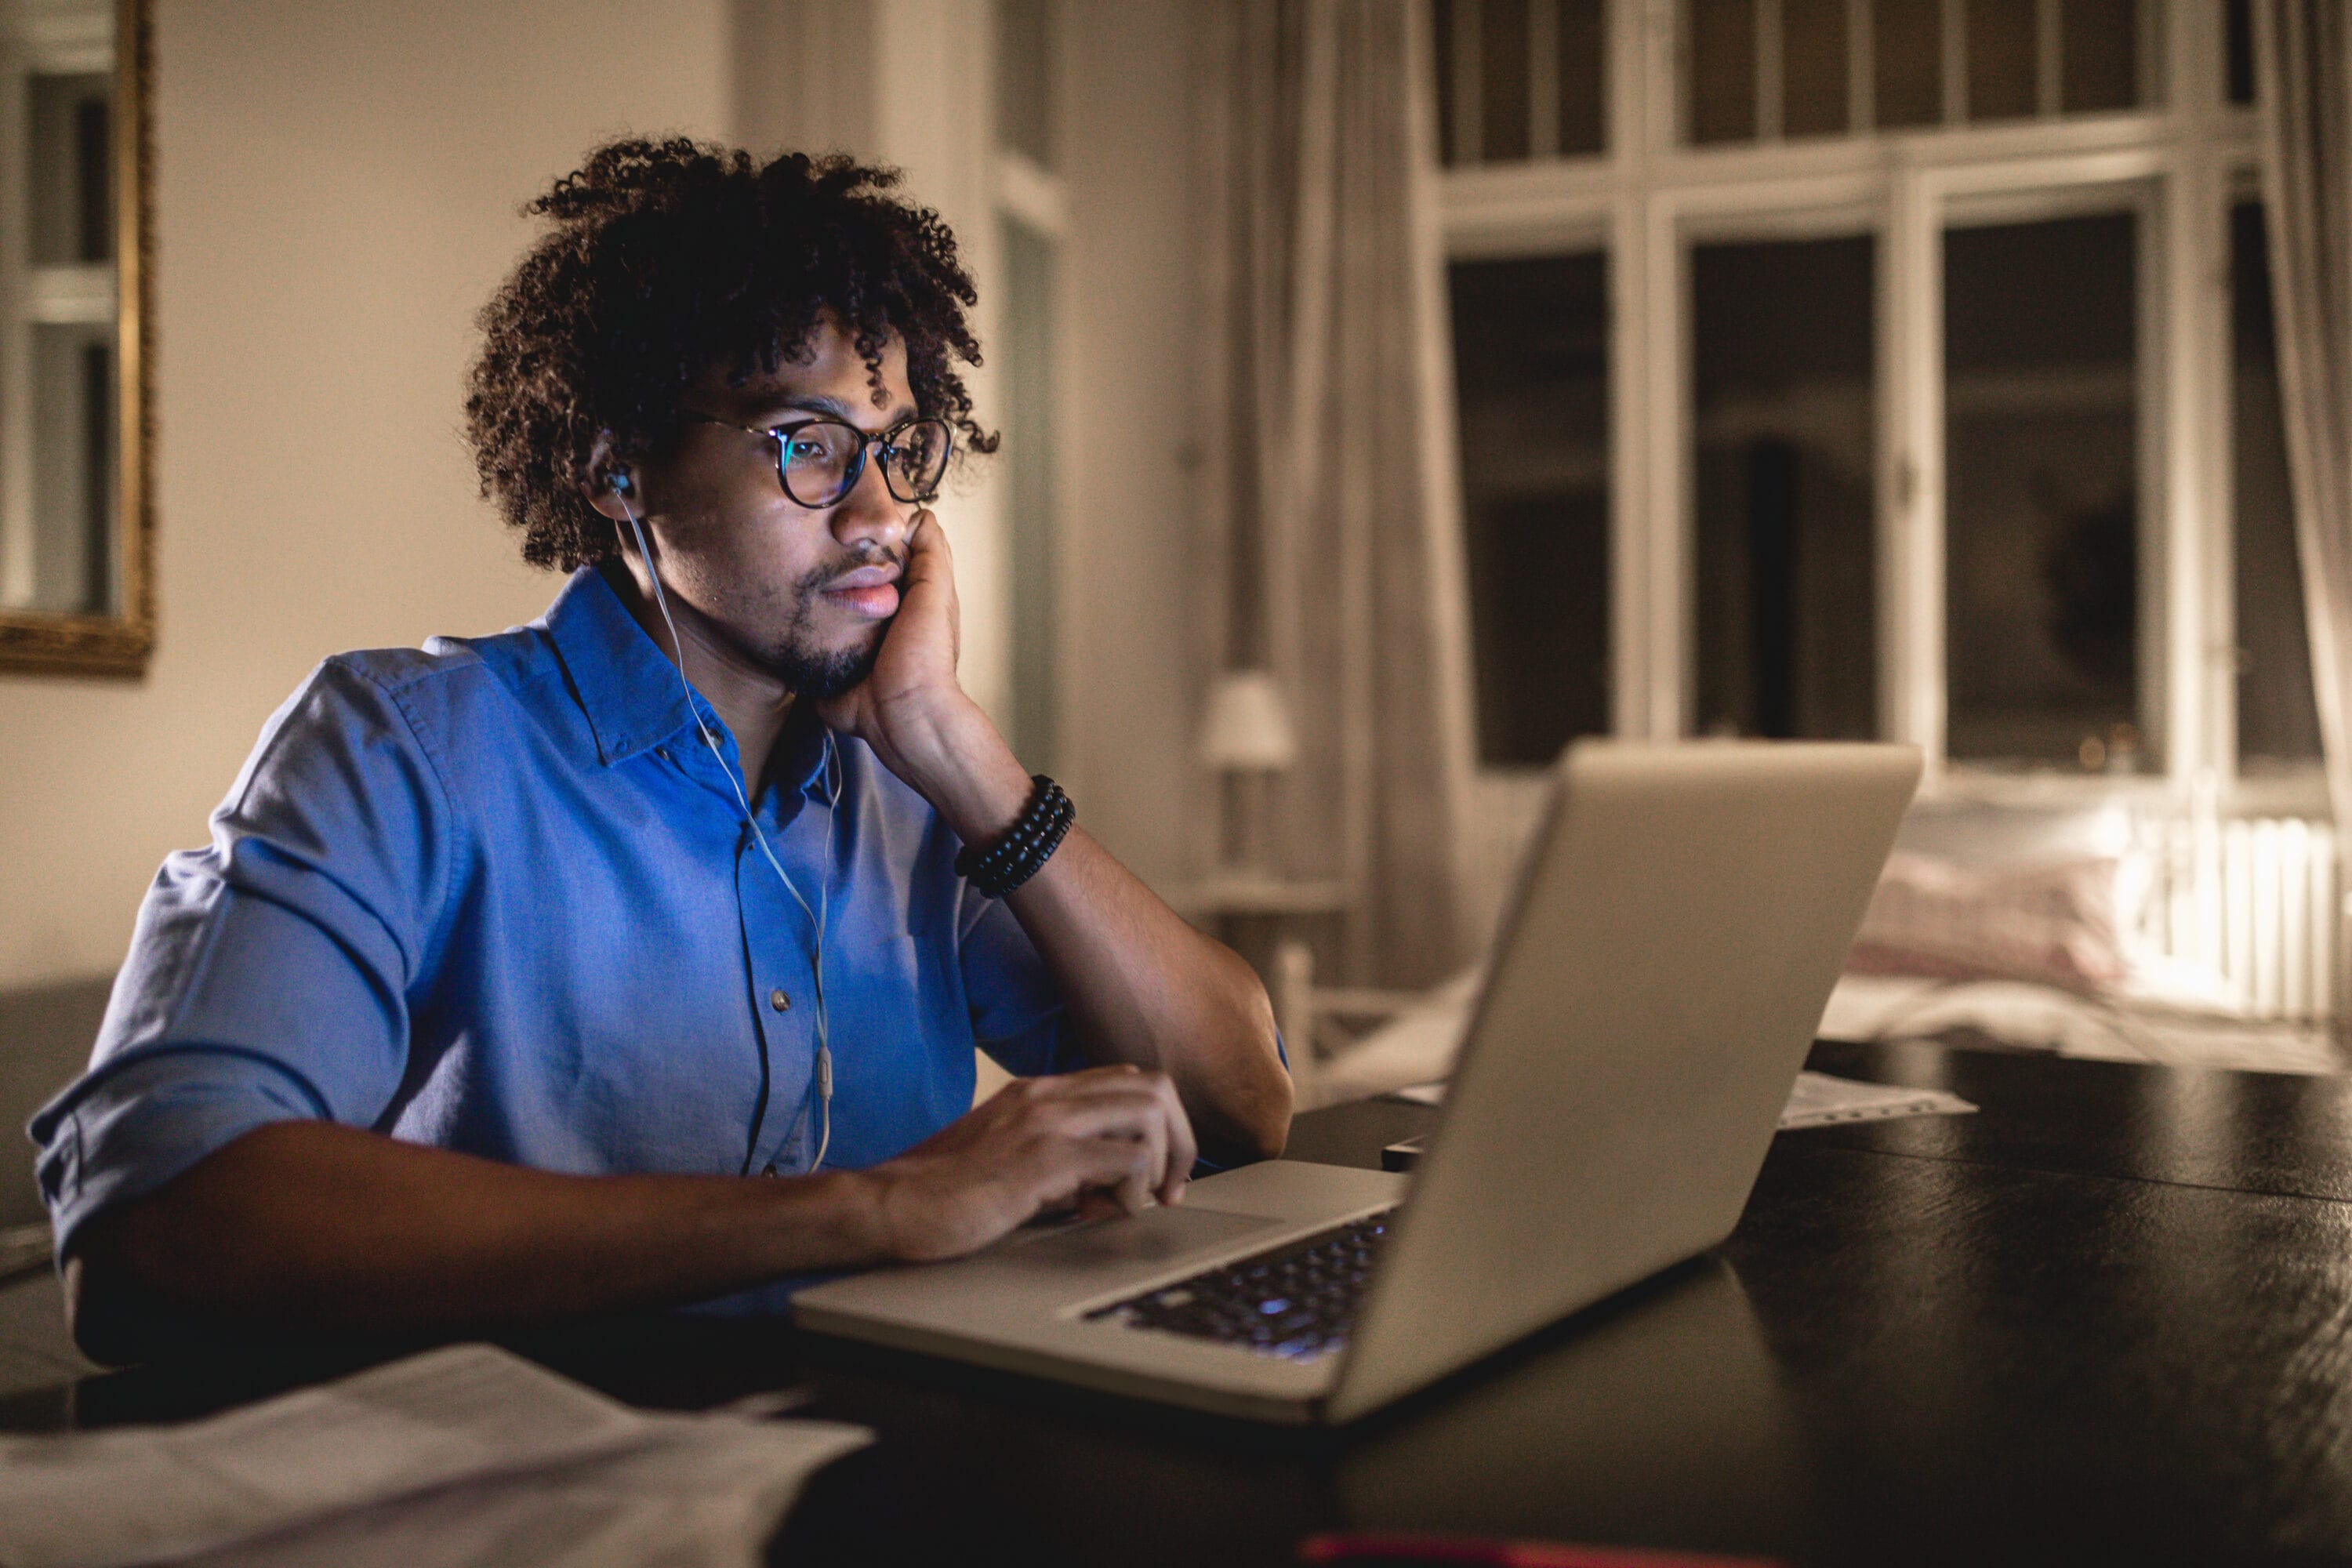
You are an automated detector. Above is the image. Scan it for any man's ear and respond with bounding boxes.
[580,432,637,524]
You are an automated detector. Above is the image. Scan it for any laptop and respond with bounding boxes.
[794,740,1922,1425]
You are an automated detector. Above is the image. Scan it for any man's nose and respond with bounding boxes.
[829,452,911,554]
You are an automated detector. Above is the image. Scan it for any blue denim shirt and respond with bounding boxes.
[30,567,1077,1294]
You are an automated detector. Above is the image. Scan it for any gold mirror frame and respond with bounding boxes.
[0,0,153,676]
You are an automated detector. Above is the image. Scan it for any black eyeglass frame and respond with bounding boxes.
[681,409,954,510]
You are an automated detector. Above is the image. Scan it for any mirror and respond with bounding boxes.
[0,0,150,675]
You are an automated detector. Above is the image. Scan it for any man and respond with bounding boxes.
[32,140,1290,1360]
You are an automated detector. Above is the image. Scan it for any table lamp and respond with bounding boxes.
[1200,669,1297,873]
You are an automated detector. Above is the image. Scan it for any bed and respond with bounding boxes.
[1284,793,2349,1109]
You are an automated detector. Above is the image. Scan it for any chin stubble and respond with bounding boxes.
[771,559,888,700]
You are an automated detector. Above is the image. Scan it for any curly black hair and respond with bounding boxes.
[464,137,994,571]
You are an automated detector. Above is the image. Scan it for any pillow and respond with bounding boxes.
[1846,852,2127,993]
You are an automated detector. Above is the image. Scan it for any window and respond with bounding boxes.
[1691,234,1876,740]
[999,216,1058,770]
[1434,0,2317,801]
[1684,0,2159,142]
[1449,252,1611,764]
[993,0,1064,770]
[1432,0,1607,165]
[2232,199,2321,768]
[2224,0,2254,106]
[1944,209,2143,768]
[996,0,1055,169]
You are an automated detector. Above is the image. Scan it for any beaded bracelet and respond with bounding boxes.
[955,775,1076,898]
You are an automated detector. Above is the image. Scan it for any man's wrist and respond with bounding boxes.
[883,693,1033,848]
[757,1167,904,1270]
[829,1168,904,1265]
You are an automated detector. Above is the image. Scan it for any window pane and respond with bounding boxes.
[2226,0,2256,105]
[1945,212,2142,769]
[1449,253,1611,766]
[1966,0,2038,121]
[1693,236,1877,740]
[1690,0,1757,144]
[2232,201,2322,767]
[1482,0,1534,162]
[1556,0,1606,155]
[1435,0,1462,164]
[1874,0,1944,128]
[1783,0,1850,138]
[1001,218,1059,770]
[994,0,1055,168]
[2060,0,2138,114]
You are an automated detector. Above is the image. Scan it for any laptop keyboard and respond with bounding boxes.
[1082,1212,1394,1362]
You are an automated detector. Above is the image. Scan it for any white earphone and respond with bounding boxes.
[612,470,839,1174]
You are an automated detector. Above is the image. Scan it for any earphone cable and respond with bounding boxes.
[620,501,837,1173]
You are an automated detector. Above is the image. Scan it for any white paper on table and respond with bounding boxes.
[191,1412,872,1568]
[1391,1070,1977,1130]
[1774,1070,1977,1129]
[0,1342,869,1568]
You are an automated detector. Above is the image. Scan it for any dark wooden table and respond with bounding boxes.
[7,1040,2352,1567]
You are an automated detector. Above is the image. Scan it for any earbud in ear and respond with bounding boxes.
[608,471,634,497]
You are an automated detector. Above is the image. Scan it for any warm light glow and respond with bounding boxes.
[1200,670,1298,772]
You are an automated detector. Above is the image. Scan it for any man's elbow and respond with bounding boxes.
[60,1182,284,1366]
[60,1231,168,1367]
[1251,1056,1294,1161]
[1225,1014,1294,1163]
[1188,1036,1291,1167]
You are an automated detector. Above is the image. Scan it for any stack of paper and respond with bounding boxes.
[1392,1069,1979,1130]
[0,1343,870,1568]
[1774,1070,1977,1129]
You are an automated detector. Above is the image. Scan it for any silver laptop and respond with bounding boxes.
[795,741,1922,1424]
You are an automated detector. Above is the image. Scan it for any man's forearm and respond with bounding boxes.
[1007,827,1293,1162]
[69,1120,892,1356]
[880,697,1291,1162]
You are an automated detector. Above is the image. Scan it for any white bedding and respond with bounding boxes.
[1311,964,2344,1109]
[1816,971,2344,1075]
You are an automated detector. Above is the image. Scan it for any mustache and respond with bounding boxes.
[797,543,906,595]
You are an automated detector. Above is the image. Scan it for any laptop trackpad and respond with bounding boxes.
[1000,1205,1279,1275]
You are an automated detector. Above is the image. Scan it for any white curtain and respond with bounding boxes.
[1193,0,1472,987]
[2256,3,2352,837]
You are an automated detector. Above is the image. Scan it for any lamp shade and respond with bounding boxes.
[1200,669,1299,771]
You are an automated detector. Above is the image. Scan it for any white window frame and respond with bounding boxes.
[1434,0,2299,808]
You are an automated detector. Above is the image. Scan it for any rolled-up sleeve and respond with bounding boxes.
[29,657,457,1258]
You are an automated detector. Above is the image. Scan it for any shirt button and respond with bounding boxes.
[769,988,791,1011]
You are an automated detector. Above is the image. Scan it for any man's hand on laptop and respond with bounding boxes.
[862,1065,1197,1262]
[64,1066,1198,1359]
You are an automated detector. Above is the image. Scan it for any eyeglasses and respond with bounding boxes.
[684,411,953,510]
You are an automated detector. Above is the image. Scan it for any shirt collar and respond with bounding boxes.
[544,565,833,798]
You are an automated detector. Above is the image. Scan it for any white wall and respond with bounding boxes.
[0,0,732,989]
[1056,2,1200,890]
[0,0,1209,993]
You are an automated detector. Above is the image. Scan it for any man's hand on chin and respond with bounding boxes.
[819,501,1292,1172]
[818,508,1036,847]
